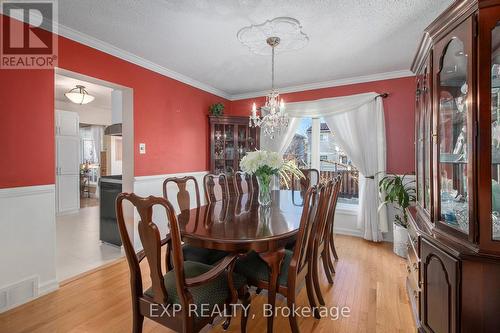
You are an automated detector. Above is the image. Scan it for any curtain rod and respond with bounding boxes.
[376,93,389,99]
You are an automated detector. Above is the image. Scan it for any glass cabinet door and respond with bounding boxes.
[492,23,500,241]
[423,61,432,212]
[436,29,472,235]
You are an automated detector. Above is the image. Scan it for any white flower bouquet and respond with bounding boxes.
[240,150,303,205]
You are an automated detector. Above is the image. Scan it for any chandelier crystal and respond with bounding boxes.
[249,37,289,139]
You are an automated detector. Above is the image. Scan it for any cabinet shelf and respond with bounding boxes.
[209,115,260,174]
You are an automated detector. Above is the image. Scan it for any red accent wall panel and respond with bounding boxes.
[0,14,228,188]
[228,76,416,174]
[58,36,228,178]
[0,69,55,188]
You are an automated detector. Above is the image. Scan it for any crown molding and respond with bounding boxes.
[228,70,415,100]
[0,9,230,99]
[57,24,231,100]
[2,11,414,102]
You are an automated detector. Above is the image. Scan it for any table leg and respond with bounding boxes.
[258,249,285,333]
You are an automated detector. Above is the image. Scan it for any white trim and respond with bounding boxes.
[0,184,55,198]
[56,24,231,99]
[134,171,209,183]
[38,279,59,296]
[0,9,229,99]
[333,226,363,238]
[336,205,358,216]
[1,10,414,101]
[229,70,415,100]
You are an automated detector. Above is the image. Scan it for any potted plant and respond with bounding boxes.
[378,174,416,257]
[209,103,224,117]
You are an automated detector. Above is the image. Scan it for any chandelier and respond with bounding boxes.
[249,37,289,139]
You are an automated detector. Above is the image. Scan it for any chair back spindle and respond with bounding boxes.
[204,173,230,203]
[163,176,201,212]
[234,171,253,195]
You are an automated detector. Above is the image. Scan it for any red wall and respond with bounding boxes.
[0,15,415,189]
[59,37,228,178]
[228,76,416,174]
[0,15,228,188]
[1,69,55,188]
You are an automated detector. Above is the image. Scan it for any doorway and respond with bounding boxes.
[54,69,133,282]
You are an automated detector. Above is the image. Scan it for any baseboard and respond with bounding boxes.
[333,226,363,238]
[38,279,59,296]
[56,209,79,216]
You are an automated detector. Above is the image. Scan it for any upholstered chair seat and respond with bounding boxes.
[144,261,246,317]
[235,250,293,287]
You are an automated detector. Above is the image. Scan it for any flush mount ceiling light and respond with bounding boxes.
[64,85,95,105]
[237,17,309,55]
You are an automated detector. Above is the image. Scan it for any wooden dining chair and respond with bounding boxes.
[233,171,253,195]
[292,168,320,191]
[235,186,321,333]
[327,176,342,263]
[163,176,228,266]
[204,173,231,203]
[310,176,342,307]
[116,193,251,333]
[310,180,335,306]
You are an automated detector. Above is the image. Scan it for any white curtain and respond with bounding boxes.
[284,92,387,241]
[260,118,300,189]
[260,117,301,154]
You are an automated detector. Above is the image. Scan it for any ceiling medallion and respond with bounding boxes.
[237,17,309,56]
[239,17,307,139]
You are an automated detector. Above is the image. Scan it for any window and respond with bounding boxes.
[283,118,312,168]
[283,117,359,205]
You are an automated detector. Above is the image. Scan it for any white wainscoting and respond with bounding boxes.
[132,171,209,250]
[0,185,58,313]
[333,205,364,238]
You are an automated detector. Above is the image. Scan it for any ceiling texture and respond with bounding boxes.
[57,0,454,99]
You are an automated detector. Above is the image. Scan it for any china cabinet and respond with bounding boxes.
[410,1,500,332]
[209,115,260,174]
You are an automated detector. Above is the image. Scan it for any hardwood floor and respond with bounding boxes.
[0,235,415,333]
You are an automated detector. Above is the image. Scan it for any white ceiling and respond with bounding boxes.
[55,74,113,110]
[57,0,453,98]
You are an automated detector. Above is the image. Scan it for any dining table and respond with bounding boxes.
[177,190,305,333]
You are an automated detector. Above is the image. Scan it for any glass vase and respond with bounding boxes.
[256,173,273,206]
